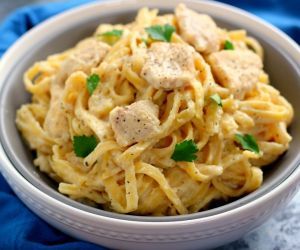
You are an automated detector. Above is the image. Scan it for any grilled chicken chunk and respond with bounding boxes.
[207,50,263,99]
[44,39,110,141]
[58,39,110,81]
[175,3,220,54]
[110,100,160,147]
[141,42,196,89]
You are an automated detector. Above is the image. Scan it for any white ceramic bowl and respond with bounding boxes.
[0,0,300,249]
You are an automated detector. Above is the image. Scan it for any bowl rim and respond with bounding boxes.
[0,0,300,224]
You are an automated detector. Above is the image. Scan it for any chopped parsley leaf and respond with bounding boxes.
[145,24,176,42]
[98,29,123,38]
[171,140,199,162]
[235,133,260,154]
[73,135,98,158]
[32,71,43,84]
[224,40,234,50]
[210,94,223,107]
[86,74,100,95]
[141,38,149,45]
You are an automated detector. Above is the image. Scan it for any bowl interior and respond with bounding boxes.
[0,1,300,222]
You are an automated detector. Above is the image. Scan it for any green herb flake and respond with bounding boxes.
[171,140,199,162]
[235,133,260,154]
[145,24,176,42]
[32,71,43,84]
[141,38,149,45]
[224,40,234,50]
[99,29,123,38]
[86,74,100,95]
[210,94,223,107]
[73,135,98,158]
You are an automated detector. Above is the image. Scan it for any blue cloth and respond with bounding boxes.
[0,1,299,249]
[218,0,300,43]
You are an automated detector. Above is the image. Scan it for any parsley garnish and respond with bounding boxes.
[86,74,100,95]
[99,29,123,38]
[171,140,199,162]
[210,94,223,107]
[32,71,43,84]
[73,135,98,158]
[235,133,260,154]
[141,38,149,45]
[224,40,234,50]
[145,24,175,42]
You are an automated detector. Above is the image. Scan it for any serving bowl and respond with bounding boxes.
[0,0,300,249]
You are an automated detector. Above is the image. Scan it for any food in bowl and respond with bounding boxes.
[16,3,294,216]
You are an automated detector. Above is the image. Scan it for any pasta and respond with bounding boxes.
[16,4,293,216]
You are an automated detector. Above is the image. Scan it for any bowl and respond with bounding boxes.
[0,0,300,249]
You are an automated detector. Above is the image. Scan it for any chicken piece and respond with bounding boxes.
[140,42,196,90]
[44,39,110,141]
[109,100,160,147]
[207,50,263,99]
[57,39,110,82]
[43,83,69,141]
[175,4,220,54]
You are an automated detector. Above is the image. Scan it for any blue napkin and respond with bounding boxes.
[0,1,299,249]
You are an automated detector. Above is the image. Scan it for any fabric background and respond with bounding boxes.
[0,0,299,249]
